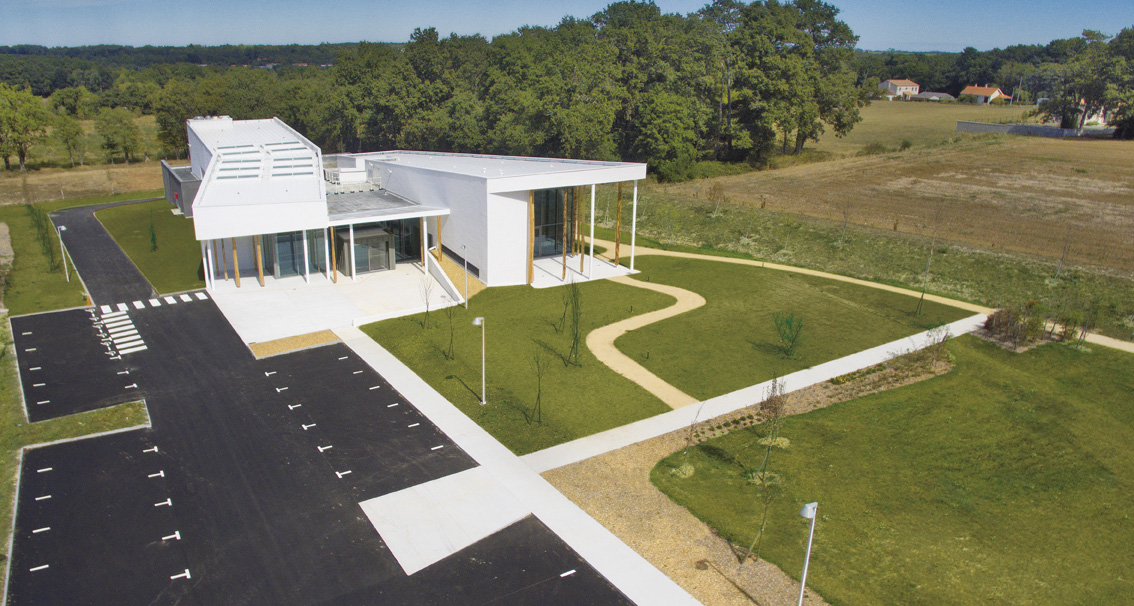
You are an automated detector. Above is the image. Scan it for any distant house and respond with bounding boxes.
[959,85,1007,104]
[879,79,919,99]
[913,91,956,102]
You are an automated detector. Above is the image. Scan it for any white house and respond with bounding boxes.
[161,116,645,299]
[959,85,1007,104]
[879,79,919,99]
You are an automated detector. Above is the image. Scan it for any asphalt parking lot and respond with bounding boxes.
[7,429,195,606]
[8,207,635,605]
[10,309,143,422]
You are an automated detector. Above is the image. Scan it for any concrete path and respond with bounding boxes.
[334,326,701,605]
[524,314,987,473]
[587,275,704,409]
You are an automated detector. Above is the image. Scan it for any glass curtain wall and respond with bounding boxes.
[533,188,573,257]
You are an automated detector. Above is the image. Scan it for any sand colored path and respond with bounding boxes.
[587,275,705,409]
[597,238,1133,354]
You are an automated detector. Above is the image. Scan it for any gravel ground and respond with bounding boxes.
[542,356,952,606]
[248,329,340,358]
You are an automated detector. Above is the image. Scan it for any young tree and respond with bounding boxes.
[772,311,804,357]
[54,114,86,167]
[443,297,456,359]
[419,276,435,329]
[529,346,549,424]
[566,278,583,366]
[0,83,52,171]
[741,374,787,564]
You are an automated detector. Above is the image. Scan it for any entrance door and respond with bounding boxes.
[274,231,303,278]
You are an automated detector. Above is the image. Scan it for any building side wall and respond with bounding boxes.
[187,127,212,180]
[485,191,531,287]
[379,164,491,284]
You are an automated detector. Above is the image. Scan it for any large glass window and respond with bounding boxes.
[334,219,422,277]
[533,188,573,258]
[274,231,304,278]
[307,229,326,275]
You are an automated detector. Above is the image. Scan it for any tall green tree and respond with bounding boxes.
[152,78,197,158]
[53,113,86,166]
[0,83,52,171]
[95,106,141,163]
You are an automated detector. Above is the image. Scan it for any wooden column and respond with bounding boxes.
[329,227,337,283]
[561,189,568,280]
[527,190,535,285]
[254,235,265,287]
[232,238,240,287]
[434,216,443,260]
[615,182,623,265]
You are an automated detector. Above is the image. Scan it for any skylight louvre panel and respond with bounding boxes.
[218,144,255,149]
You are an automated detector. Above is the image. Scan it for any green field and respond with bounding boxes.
[812,101,1033,155]
[96,199,204,294]
[616,256,972,400]
[0,191,163,315]
[652,336,1134,605]
[362,280,675,454]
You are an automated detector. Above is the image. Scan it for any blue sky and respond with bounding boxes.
[1,0,1131,52]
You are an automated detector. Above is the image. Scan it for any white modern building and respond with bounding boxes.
[161,116,646,303]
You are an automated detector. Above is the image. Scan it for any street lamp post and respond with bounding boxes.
[57,225,69,282]
[797,502,818,606]
[472,317,485,404]
[461,244,468,309]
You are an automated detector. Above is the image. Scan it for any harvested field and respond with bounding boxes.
[0,161,173,206]
[663,136,1134,273]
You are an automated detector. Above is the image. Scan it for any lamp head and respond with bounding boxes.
[799,502,818,520]
[472,317,484,326]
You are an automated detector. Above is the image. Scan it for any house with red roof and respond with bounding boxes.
[959,85,1008,104]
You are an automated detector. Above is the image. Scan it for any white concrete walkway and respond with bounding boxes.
[523,313,987,473]
[531,254,632,289]
[334,326,701,605]
[211,265,454,344]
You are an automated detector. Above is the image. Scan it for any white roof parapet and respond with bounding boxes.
[188,117,328,240]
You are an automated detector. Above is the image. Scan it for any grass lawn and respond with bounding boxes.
[0,320,148,587]
[96,198,204,294]
[0,191,164,316]
[652,335,1134,605]
[615,256,972,400]
[362,280,675,455]
[812,101,1032,156]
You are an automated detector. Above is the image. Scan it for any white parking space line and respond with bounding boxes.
[28,565,48,572]
[143,446,159,453]
[32,527,50,534]
[34,495,50,501]
[317,445,332,452]
[170,569,191,580]
[430,445,444,451]
[561,569,577,577]
[36,468,52,473]
[336,470,352,478]
[353,371,363,375]
[179,294,192,302]
[407,423,420,428]
[29,367,41,371]
[35,400,49,405]
[288,404,302,410]
[154,498,172,507]
[132,301,145,309]
[162,531,181,541]
[21,331,32,336]
[387,403,399,408]
[369,386,381,390]
[148,470,165,478]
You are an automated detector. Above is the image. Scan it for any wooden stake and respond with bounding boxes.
[528,190,535,285]
[615,182,623,265]
[254,235,265,287]
[329,227,337,283]
[232,238,240,287]
[420,217,427,265]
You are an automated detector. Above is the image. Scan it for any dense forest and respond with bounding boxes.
[2,0,1133,177]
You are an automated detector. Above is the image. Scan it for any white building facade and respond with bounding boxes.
[163,117,646,296]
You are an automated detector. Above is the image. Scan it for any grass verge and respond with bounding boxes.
[362,280,674,455]
[0,318,148,584]
[616,256,972,400]
[0,191,163,316]
[652,335,1134,605]
[96,199,204,294]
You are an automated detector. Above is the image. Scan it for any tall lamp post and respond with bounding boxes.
[472,317,485,405]
[797,502,818,606]
[461,244,468,309]
[57,225,69,282]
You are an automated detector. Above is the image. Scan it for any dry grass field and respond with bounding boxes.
[665,130,1134,274]
[0,161,172,206]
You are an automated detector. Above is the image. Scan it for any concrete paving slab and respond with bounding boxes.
[334,326,701,605]
[360,466,530,575]
[531,254,633,289]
